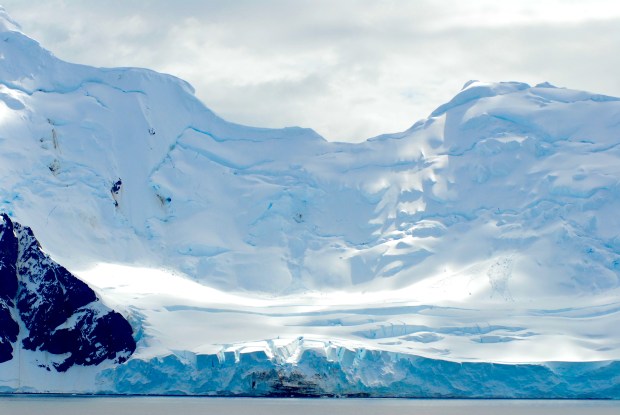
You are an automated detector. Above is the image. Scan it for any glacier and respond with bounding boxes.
[0,6,620,397]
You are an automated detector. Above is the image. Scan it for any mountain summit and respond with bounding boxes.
[0,10,619,396]
[0,6,20,33]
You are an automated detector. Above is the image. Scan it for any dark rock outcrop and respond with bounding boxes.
[0,215,19,363]
[0,213,136,371]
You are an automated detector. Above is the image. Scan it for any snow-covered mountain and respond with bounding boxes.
[0,214,135,373]
[1,7,619,397]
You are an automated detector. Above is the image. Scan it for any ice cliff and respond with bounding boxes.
[0,6,619,397]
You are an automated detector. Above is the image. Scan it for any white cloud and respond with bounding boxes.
[2,0,620,142]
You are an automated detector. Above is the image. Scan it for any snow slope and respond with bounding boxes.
[1,7,620,396]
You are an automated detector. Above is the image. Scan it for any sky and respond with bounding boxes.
[3,0,620,142]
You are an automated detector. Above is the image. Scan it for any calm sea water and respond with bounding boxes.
[0,396,618,415]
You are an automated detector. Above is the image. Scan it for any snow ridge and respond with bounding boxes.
[0,6,20,33]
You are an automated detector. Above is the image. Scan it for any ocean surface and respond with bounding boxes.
[0,396,619,415]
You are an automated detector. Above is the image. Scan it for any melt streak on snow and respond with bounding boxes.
[0,7,619,396]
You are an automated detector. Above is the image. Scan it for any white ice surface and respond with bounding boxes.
[0,11,620,392]
[78,263,620,364]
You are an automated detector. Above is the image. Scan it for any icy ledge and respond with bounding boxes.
[93,338,620,398]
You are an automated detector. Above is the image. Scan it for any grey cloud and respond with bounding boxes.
[2,0,620,141]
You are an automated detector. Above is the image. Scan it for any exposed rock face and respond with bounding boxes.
[0,213,135,371]
[0,214,19,363]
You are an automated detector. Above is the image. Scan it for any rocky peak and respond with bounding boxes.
[0,214,135,371]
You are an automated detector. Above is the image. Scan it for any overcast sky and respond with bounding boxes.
[3,0,620,142]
